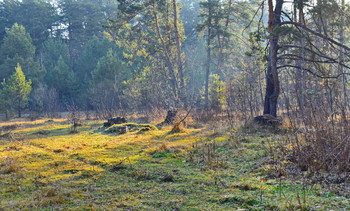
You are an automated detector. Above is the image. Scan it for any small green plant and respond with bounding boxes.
[209,74,226,111]
[1,63,32,118]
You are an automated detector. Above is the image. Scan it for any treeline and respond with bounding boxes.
[0,0,122,118]
[0,0,263,119]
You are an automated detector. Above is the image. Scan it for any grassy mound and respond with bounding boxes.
[105,122,158,134]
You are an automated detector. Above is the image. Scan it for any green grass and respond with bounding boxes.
[0,119,348,210]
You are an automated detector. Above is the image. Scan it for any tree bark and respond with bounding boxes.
[294,4,306,113]
[17,98,22,118]
[263,0,283,117]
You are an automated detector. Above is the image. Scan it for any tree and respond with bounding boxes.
[263,0,283,117]
[0,23,35,60]
[45,56,76,103]
[261,0,350,117]
[75,36,113,82]
[197,0,234,108]
[73,36,116,105]
[106,0,186,109]
[41,38,70,72]
[0,0,21,45]
[197,0,218,108]
[2,63,32,117]
[208,74,226,111]
[15,0,57,48]
[0,0,58,49]
[179,0,201,43]
[90,49,129,110]
[59,0,116,58]
[91,49,129,88]
[0,23,42,86]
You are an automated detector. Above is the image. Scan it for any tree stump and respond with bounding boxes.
[162,110,177,125]
[254,114,281,126]
[156,109,178,128]
[103,117,127,127]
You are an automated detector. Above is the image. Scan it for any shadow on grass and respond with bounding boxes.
[9,125,95,141]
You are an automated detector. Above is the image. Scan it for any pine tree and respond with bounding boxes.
[41,38,70,71]
[2,63,32,117]
[46,56,76,103]
[91,49,128,89]
[0,23,42,86]
[106,0,186,108]
[209,74,226,111]
[197,0,226,108]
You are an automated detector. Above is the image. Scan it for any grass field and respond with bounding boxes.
[0,119,349,210]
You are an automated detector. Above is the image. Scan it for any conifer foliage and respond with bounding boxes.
[1,63,32,117]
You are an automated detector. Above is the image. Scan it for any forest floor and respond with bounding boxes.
[0,118,349,210]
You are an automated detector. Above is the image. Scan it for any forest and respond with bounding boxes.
[0,0,350,210]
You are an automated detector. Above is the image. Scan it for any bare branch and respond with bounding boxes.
[277,65,349,79]
[278,45,350,67]
[278,54,350,69]
[279,21,350,52]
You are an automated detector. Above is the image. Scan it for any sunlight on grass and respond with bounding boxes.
[0,119,349,210]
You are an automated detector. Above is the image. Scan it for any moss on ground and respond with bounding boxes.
[0,119,348,210]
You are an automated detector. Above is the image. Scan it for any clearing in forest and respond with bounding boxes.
[0,119,349,210]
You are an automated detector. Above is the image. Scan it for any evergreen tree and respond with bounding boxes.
[46,56,76,103]
[59,0,113,58]
[0,0,21,45]
[0,23,35,59]
[91,49,129,92]
[1,63,32,117]
[90,49,129,111]
[209,74,226,111]
[0,0,57,49]
[107,0,186,108]
[0,23,43,86]
[179,0,201,43]
[197,0,228,107]
[16,0,57,48]
[75,36,113,81]
[41,38,70,71]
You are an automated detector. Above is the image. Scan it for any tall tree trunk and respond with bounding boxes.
[152,2,180,105]
[294,4,306,114]
[263,0,283,117]
[339,0,348,125]
[173,0,184,94]
[205,5,212,108]
[216,0,232,77]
